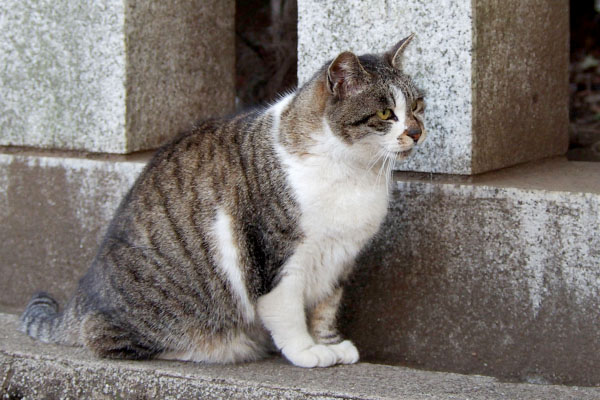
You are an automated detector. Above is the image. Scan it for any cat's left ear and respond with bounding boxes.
[387,33,415,70]
[327,52,370,98]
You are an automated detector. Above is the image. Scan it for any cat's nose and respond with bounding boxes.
[405,127,422,143]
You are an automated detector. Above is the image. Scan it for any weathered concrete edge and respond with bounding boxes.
[346,162,600,385]
[2,314,600,400]
[395,158,600,195]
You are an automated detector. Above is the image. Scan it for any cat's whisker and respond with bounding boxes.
[384,151,395,196]
[376,151,388,186]
[379,151,389,189]
[366,148,387,174]
[366,150,382,172]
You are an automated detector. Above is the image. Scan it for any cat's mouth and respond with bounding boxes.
[396,149,413,159]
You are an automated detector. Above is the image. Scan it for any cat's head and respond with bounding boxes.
[323,35,425,162]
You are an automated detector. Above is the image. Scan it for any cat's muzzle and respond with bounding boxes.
[405,127,422,143]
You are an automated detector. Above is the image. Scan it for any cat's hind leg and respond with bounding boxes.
[308,286,359,365]
[81,311,160,360]
[157,325,270,364]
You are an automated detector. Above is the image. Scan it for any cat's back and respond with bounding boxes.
[119,106,276,225]
[139,107,271,189]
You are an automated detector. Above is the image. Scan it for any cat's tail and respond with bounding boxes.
[19,292,64,343]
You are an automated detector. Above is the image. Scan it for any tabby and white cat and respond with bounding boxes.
[20,35,425,368]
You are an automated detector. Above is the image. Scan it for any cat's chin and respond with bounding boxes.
[395,149,413,159]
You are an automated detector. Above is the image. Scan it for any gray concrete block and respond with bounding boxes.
[0,151,147,309]
[298,0,569,174]
[2,313,599,400]
[343,158,600,385]
[0,0,235,153]
[2,153,599,386]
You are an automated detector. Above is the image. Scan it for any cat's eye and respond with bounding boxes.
[376,109,393,120]
[412,99,424,112]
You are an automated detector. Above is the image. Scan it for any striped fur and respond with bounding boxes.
[20,292,60,343]
[20,36,425,367]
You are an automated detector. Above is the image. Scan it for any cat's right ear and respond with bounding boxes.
[387,33,415,70]
[327,52,370,98]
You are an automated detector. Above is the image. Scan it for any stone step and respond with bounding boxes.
[1,313,599,400]
[345,158,600,385]
[1,151,599,385]
[0,150,148,310]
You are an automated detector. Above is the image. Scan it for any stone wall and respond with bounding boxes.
[298,0,569,174]
[343,159,600,385]
[3,0,599,387]
[0,153,147,310]
[0,0,235,153]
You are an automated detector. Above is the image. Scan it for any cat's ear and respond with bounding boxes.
[387,33,415,70]
[327,52,370,98]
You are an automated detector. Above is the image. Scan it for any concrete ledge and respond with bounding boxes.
[2,153,599,386]
[1,313,599,400]
[0,151,147,309]
[344,158,600,385]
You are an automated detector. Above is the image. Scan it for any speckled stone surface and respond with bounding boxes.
[343,159,600,385]
[0,152,147,309]
[0,0,234,153]
[297,0,569,174]
[471,0,569,173]
[1,152,599,385]
[2,314,600,400]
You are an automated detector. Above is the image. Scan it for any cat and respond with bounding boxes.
[19,34,425,368]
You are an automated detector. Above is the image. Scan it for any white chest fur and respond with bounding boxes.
[283,149,389,302]
[270,97,390,304]
[288,157,389,244]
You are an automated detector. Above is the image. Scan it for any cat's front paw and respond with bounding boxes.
[329,340,359,364]
[283,344,338,368]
